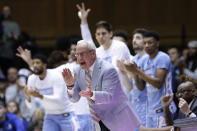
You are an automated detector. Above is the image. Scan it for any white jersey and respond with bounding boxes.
[96,39,131,68]
[27,69,73,114]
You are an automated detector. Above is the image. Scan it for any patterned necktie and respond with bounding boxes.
[85,70,100,123]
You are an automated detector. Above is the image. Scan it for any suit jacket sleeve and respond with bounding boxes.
[94,68,121,104]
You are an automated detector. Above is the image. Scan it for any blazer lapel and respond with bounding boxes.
[190,97,197,111]
[91,58,101,91]
[79,69,86,91]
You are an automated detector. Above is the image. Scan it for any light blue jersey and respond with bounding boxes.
[130,54,147,126]
[138,51,176,128]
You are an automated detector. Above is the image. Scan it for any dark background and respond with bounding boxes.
[1,0,197,53]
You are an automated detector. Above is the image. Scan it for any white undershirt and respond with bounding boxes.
[27,69,73,114]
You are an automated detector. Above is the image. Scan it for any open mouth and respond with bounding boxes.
[80,62,86,66]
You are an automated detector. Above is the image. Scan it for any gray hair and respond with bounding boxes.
[77,40,96,50]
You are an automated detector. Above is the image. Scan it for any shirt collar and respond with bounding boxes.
[87,61,95,76]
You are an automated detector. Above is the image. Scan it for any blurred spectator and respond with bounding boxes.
[17,68,31,86]
[27,108,44,131]
[161,81,197,126]
[0,77,7,104]
[5,67,19,104]
[181,48,189,61]
[167,47,183,106]
[0,100,25,131]
[7,100,28,130]
[113,29,129,44]
[55,34,81,63]
[0,5,21,76]
[67,34,81,63]
[16,68,34,121]
[33,120,43,131]
[68,44,76,63]
[4,67,33,122]
[178,41,197,80]
[47,50,68,68]
[184,41,197,79]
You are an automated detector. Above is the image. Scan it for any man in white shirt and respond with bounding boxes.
[76,3,132,69]
[24,54,79,131]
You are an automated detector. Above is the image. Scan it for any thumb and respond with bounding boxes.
[87,83,91,91]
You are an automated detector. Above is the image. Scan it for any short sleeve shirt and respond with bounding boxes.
[138,51,171,114]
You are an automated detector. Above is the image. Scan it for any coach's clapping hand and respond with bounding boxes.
[62,68,76,90]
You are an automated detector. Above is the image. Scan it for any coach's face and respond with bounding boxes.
[76,43,96,70]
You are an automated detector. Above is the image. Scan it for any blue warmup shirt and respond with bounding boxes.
[0,113,25,131]
[130,54,147,126]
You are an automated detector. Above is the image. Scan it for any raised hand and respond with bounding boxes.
[16,46,32,67]
[76,2,91,24]
[179,98,191,116]
[62,68,76,89]
[161,95,173,108]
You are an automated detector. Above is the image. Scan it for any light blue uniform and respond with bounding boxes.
[130,54,147,126]
[43,112,78,131]
[138,51,176,128]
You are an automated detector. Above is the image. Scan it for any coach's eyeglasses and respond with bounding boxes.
[75,50,93,57]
